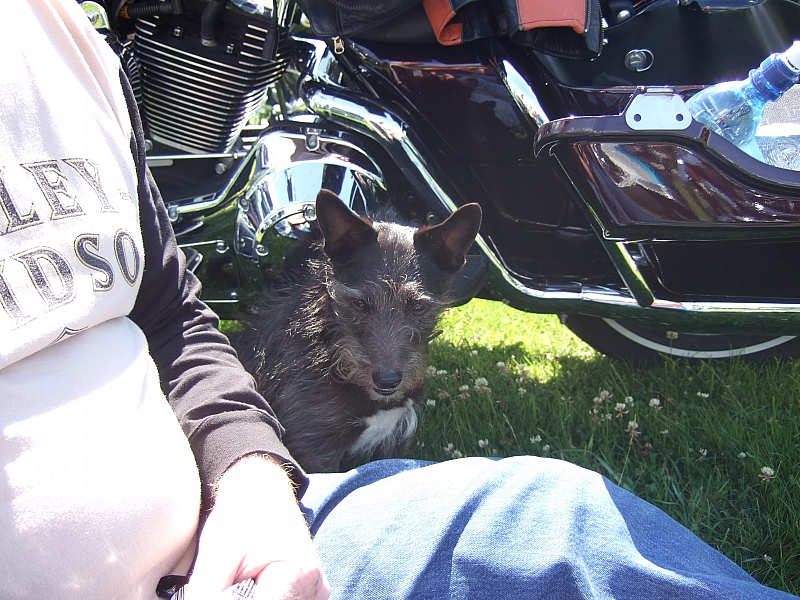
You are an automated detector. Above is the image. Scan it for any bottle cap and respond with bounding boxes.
[751,47,800,101]
[781,40,800,73]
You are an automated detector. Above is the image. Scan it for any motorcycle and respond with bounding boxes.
[84,0,800,363]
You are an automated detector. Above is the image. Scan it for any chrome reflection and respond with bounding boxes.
[234,129,386,261]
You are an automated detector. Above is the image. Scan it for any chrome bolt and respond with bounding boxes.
[215,241,229,254]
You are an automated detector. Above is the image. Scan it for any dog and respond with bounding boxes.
[237,189,481,472]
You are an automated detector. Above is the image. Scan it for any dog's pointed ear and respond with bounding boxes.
[315,189,378,265]
[414,203,482,274]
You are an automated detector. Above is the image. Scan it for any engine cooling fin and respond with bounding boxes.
[132,0,291,154]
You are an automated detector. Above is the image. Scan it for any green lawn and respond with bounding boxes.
[409,299,800,594]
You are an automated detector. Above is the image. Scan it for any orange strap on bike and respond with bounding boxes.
[422,0,588,46]
[515,0,587,34]
[422,0,462,45]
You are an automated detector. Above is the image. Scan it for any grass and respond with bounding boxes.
[222,297,800,593]
[408,298,800,594]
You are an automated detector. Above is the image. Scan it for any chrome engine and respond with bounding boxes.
[131,0,293,154]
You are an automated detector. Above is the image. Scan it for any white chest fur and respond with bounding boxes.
[347,400,418,460]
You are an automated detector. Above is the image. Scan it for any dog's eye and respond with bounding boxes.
[411,301,427,315]
[352,298,367,311]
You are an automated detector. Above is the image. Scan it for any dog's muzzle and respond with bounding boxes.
[373,368,402,395]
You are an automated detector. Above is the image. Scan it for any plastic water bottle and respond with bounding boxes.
[686,42,800,164]
[755,122,800,170]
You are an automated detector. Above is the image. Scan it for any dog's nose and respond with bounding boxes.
[373,368,403,390]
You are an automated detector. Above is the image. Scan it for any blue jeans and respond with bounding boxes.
[302,457,796,599]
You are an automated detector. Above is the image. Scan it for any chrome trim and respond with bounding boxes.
[146,151,249,164]
[252,201,315,246]
[233,128,386,260]
[303,37,347,88]
[495,59,549,129]
[300,43,800,333]
[602,241,654,307]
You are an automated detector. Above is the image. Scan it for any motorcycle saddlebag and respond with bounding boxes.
[534,88,800,302]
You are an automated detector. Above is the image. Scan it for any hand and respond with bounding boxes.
[182,455,330,600]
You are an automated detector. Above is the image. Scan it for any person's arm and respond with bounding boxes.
[121,70,306,508]
[119,73,326,598]
[129,166,307,508]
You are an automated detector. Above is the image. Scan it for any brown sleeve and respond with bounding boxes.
[121,72,308,510]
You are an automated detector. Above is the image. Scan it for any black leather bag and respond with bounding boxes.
[295,0,423,37]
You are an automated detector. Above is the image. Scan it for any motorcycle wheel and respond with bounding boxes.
[564,314,800,365]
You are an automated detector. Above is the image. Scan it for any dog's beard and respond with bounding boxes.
[327,333,430,403]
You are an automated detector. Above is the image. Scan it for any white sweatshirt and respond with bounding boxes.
[0,2,200,598]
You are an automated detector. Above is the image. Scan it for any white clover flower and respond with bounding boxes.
[478,439,489,448]
[738,452,747,459]
[458,385,470,392]
[426,366,437,377]
[624,396,634,405]
[426,399,436,407]
[614,402,627,413]
[605,414,612,421]
[438,390,450,400]
[471,350,479,356]
[496,362,506,368]
[444,443,454,453]
[649,398,661,409]
[699,448,708,457]
[598,389,612,401]
[530,435,542,444]
[474,377,489,387]
[697,391,709,398]
[759,466,775,482]
[542,445,550,452]
[660,429,669,435]
[666,331,678,340]
[518,387,527,396]
[452,449,463,459]
[436,369,448,377]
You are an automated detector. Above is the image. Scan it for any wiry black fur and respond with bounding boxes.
[236,190,481,473]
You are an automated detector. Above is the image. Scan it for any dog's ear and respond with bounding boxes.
[315,189,378,265]
[414,203,482,274]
